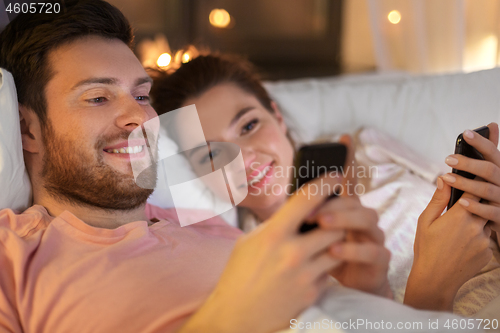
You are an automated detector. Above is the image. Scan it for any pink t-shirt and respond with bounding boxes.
[0,204,242,333]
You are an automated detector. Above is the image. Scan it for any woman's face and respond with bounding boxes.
[179,83,295,213]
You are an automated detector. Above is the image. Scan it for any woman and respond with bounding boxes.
[150,54,499,312]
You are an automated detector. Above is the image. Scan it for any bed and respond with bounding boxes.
[1,67,500,331]
[147,68,500,326]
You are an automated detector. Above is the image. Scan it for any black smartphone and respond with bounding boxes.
[291,142,347,233]
[447,126,490,210]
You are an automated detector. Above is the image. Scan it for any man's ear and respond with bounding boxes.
[19,105,42,154]
[270,101,287,134]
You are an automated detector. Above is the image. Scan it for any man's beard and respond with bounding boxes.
[41,122,157,211]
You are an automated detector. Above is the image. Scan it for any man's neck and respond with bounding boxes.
[35,192,149,229]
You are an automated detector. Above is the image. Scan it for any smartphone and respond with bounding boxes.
[447,126,490,210]
[291,142,347,233]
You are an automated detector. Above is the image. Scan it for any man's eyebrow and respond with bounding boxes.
[229,106,256,127]
[70,76,153,91]
[135,76,153,86]
[71,77,117,90]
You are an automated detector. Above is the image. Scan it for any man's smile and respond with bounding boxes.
[102,139,152,160]
[104,145,144,154]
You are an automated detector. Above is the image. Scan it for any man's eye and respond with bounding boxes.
[136,96,150,102]
[87,97,107,104]
[241,119,259,134]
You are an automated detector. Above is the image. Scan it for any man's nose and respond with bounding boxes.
[115,96,150,130]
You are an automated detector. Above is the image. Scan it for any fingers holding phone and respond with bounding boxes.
[287,136,391,297]
[202,173,349,332]
[406,177,492,311]
[313,196,392,298]
[443,123,500,233]
[338,134,358,197]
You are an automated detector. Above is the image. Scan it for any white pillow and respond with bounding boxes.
[0,68,31,211]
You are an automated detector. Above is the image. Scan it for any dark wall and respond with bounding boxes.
[0,1,10,31]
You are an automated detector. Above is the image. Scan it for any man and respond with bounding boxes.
[0,1,393,332]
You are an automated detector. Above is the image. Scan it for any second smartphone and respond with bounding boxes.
[447,126,490,210]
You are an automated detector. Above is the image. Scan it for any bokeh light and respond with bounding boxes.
[209,9,231,28]
[157,53,172,67]
[388,10,401,24]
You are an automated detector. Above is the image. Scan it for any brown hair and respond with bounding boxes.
[150,54,274,116]
[150,54,296,148]
[0,0,133,129]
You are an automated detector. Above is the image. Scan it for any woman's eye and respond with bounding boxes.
[199,149,220,165]
[87,97,107,104]
[241,119,259,134]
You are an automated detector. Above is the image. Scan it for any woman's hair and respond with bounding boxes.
[150,54,274,116]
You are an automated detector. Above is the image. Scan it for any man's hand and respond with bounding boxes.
[405,177,492,311]
[180,135,391,333]
[180,174,346,333]
[440,122,500,247]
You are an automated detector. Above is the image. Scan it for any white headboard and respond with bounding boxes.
[265,68,500,171]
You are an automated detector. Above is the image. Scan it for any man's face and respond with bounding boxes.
[40,36,157,210]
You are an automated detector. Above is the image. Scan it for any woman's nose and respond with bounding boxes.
[241,147,257,170]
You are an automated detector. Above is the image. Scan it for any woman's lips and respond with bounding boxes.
[247,162,274,189]
[247,162,273,181]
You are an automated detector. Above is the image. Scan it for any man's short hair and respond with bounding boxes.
[0,0,133,128]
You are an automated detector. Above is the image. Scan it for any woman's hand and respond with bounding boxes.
[315,195,392,298]
[316,134,392,298]
[440,122,500,245]
[406,123,500,311]
[404,177,492,311]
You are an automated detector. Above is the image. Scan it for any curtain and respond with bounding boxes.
[367,0,500,74]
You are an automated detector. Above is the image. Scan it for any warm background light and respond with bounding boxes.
[174,46,199,67]
[209,8,231,28]
[157,53,172,67]
[388,10,401,24]
[137,34,171,68]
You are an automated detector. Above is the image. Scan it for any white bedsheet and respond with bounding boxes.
[354,127,500,317]
[239,127,500,326]
[274,127,500,333]
[279,284,485,333]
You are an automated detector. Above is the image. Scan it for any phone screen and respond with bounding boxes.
[291,142,347,233]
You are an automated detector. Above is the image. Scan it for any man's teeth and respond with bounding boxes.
[105,146,144,154]
[248,166,271,186]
